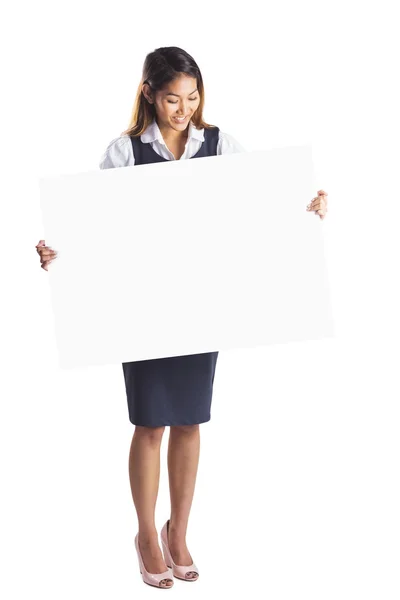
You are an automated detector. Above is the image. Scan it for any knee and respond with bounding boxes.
[134,425,165,445]
[170,424,199,436]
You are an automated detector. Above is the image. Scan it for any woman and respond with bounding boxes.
[36,46,328,589]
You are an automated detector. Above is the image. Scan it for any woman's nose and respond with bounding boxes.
[177,102,189,114]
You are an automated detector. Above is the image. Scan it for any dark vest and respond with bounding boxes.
[130,125,220,164]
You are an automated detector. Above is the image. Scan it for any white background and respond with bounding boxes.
[1,1,399,598]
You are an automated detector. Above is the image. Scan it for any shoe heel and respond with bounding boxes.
[161,539,173,568]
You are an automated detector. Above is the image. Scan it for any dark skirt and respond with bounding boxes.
[122,351,219,427]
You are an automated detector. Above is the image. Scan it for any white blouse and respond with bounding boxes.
[99,118,245,169]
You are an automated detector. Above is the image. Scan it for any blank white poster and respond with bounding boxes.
[39,144,334,368]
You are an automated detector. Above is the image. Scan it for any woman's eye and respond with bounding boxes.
[167,97,198,104]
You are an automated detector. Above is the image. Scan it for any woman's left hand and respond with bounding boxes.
[306,190,328,220]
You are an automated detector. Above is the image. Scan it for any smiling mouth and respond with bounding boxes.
[173,116,188,122]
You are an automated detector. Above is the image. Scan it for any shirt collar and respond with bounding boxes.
[141,118,204,144]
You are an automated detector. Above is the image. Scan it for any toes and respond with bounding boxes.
[160,579,173,586]
[186,571,198,579]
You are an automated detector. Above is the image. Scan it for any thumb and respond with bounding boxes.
[36,239,46,248]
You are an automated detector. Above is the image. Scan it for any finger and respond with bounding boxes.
[36,240,47,254]
[307,197,318,210]
[40,256,57,267]
[317,190,328,196]
[312,197,327,209]
[39,249,57,258]
[37,245,53,255]
[40,247,56,254]
[40,253,55,263]
[43,258,55,267]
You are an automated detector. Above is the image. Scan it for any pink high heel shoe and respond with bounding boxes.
[134,533,174,589]
[160,520,199,581]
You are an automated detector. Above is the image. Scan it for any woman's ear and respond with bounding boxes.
[142,83,154,104]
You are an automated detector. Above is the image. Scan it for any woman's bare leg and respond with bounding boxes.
[167,424,200,578]
[129,425,172,587]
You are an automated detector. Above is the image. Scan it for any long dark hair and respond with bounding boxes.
[121,46,216,137]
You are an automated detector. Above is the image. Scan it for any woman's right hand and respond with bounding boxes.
[36,240,58,271]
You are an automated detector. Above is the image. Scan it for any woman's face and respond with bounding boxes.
[143,74,200,132]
